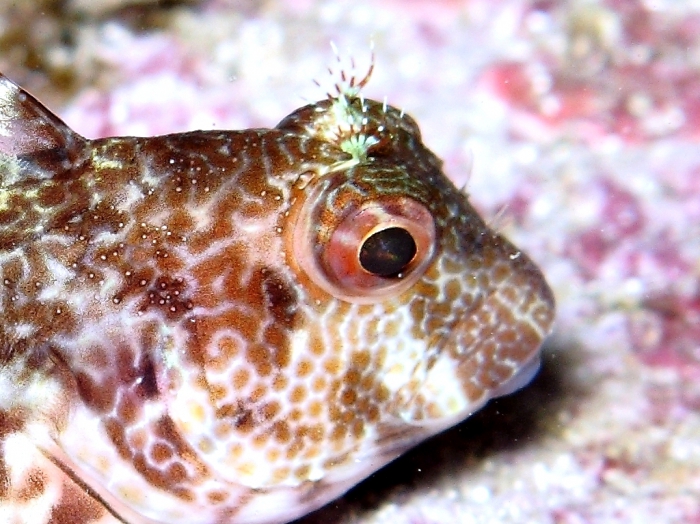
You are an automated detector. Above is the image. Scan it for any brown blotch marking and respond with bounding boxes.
[257,268,299,327]
[129,428,149,451]
[289,407,303,421]
[292,359,313,381]
[272,467,290,483]
[381,317,399,338]
[429,299,455,319]
[475,361,501,389]
[85,194,125,230]
[245,344,273,376]
[207,489,228,505]
[272,420,292,443]
[140,276,194,320]
[340,388,357,406]
[170,486,195,502]
[312,376,327,393]
[359,374,375,391]
[189,244,243,294]
[104,415,206,499]
[496,303,517,325]
[153,416,205,472]
[272,374,288,391]
[463,379,486,402]
[355,396,370,416]
[253,432,270,448]
[239,268,298,372]
[260,400,281,421]
[217,335,241,359]
[344,368,361,386]
[302,445,321,460]
[308,400,323,418]
[367,404,380,423]
[16,468,46,502]
[217,402,255,434]
[491,361,515,383]
[262,325,291,367]
[351,420,364,438]
[294,465,311,481]
[351,349,371,370]
[491,262,513,284]
[116,393,139,425]
[187,216,235,254]
[374,383,390,403]
[131,452,192,499]
[330,424,347,442]
[456,356,479,380]
[478,339,498,359]
[286,439,303,459]
[266,447,281,463]
[323,357,341,375]
[215,403,236,418]
[499,273,525,297]
[0,436,13,499]
[499,337,535,362]
[416,280,440,301]
[308,332,326,357]
[74,371,115,413]
[135,352,159,398]
[47,478,106,524]
[409,298,426,327]
[239,199,271,219]
[519,323,544,348]
[250,384,268,403]
[232,367,251,390]
[104,417,131,463]
[533,302,555,328]
[213,421,233,439]
[209,383,229,403]
[168,208,196,235]
[444,278,463,301]
[499,328,519,345]
[499,284,519,304]
[165,462,188,484]
[150,442,173,464]
[360,317,380,346]
[289,384,307,403]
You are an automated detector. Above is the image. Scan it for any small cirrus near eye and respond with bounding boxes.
[293,187,436,304]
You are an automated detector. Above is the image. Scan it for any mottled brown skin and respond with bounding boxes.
[0,72,554,524]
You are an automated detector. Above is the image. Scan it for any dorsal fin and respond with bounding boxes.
[0,73,86,183]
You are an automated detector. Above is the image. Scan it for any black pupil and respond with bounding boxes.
[359,227,417,277]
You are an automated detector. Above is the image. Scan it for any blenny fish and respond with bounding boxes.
[0,62,554,524]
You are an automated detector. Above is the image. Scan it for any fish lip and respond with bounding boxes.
[409,266,553,420]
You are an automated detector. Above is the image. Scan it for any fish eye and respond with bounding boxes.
[359,226,417,277]
[292,189,436,304]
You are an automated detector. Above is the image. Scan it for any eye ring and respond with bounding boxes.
[292,189,436,304]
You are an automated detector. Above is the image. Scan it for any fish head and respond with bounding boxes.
[280,94,555,463]
[153,93,555,509]
[0,70,555,524]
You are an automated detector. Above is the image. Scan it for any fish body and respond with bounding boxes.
[0,70,554,524]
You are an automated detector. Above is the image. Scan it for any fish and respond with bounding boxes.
[0,62,555,524]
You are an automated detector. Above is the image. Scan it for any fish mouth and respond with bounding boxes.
[390,260,554,428]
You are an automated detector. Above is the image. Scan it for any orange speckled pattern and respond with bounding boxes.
[0,66,554,524]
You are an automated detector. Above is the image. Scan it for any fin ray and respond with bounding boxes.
[0,74,85,182]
